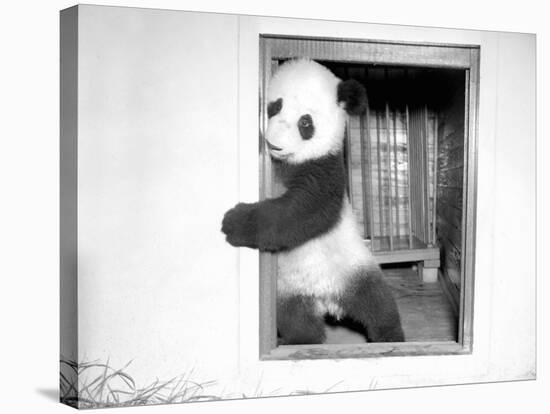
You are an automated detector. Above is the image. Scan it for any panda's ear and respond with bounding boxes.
[337,79,367,115]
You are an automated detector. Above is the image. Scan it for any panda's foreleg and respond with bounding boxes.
[340,266,405,342]
[277,295,326,345]
[222,184,343,252]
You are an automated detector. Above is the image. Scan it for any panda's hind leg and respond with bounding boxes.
[277,295,326,345]
[339,265,405,342]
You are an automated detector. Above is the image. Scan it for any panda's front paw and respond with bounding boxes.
[221,203,258,248]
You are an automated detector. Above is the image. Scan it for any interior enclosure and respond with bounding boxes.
[327,62,466,343]
[327,62,465,299]
[259,36,478,359]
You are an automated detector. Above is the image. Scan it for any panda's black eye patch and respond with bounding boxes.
[297,114,314,140]
[267,98,283,118]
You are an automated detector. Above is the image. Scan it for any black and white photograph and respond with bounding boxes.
[1,1,546,413]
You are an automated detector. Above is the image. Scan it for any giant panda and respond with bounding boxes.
[222,58,404,344]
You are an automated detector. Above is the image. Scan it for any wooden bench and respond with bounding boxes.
[366,236,441,283]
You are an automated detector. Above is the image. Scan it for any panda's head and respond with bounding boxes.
[265,59,367,164]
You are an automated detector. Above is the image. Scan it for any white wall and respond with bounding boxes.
[77,5,241,382]
[70,5,535,398]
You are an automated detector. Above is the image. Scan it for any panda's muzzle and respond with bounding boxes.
[265,140,283,151]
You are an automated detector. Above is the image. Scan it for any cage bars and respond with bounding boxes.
[385,101,394,250]
[392,107,400,240]
[375,112,384,240]
[359,105,372,239]
[346,66,439,253]
[432,113,439,245]
[423,104,430,244]
[360,67,375,243]
[405,104,414,249]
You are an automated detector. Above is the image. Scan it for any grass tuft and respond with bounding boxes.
[60,358,218,409]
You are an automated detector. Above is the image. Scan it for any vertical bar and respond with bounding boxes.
[346,120,354,206]
[432,113,439,246]
[364,68,376,245]
[413,111,418,241]
[420,105,425,243]
[366,107,376,243]
[385,101,394,250]
[392,107,400,240]
[415,107,423,243]
[415,110,421,242]
[423,104,430,243]
[359,110,369,239]
[405,104,413,249]
[411,111,422,239]
[344,67,354,210]
[376,112,384,246]
[417,112,422,241]
[412,110,418,241]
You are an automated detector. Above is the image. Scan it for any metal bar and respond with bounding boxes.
[417,111,420,240]
[344,66,354,210]
[432,112,439,245]
[345,122,354,203]
[415,109,421,243]
[376,111,384,245]
[359,109,369,239]
[364,70,376,245]
[392,107,400,239]
[412,110,418,241]
[423,104,430,243]
[385,101,394,250]
[405,104,413,249]
[414,108,422,243]
[366,114,376,242]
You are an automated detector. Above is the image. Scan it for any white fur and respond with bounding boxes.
[277,200,377,318]
[266,59,347,164]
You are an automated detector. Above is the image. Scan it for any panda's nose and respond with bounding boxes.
[266,140,283,151]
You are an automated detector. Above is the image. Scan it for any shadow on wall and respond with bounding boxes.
[35,388,58,402]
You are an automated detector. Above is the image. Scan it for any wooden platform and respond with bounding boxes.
[369,235,427,251]
[366,235,440,265]
[325,265,457,344]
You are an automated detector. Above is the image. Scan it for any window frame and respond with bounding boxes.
[259,35,480,360]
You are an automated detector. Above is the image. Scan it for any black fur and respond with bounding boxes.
[277,295,326,345]
[297,114,315,140]
[337,265,405,342]
[267,98,283,118]
[337,79,367,115]
[221,152,346,252]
